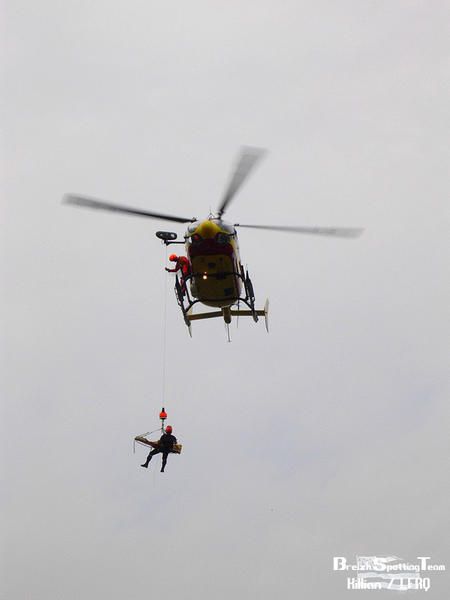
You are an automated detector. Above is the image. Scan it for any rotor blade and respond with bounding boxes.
[234,224,364,238]
[217,146,266,218]
[63,194,195,224]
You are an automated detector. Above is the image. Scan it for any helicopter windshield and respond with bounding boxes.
[211,220,236,235]
[186,221,201,235]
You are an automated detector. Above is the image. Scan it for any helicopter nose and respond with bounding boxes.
[197,220,219,239]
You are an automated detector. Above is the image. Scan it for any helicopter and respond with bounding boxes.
[64,147,363,336]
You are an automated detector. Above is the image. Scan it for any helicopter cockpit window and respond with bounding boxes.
[187,222,200,235]
[215,232,231,244]
[212,220,236,235]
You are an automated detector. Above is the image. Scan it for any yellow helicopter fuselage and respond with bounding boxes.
[184,219,243,308]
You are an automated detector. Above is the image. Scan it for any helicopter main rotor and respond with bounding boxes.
[63,194,196,224]
[63,147,363,239]
[217,146,266,218]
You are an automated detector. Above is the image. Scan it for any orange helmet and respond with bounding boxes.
[165,425,173,434]
[169,254,178,262]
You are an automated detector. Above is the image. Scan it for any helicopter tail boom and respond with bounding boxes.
[186,299,269,332]
[230,298,269,332]
[186,311,223,322]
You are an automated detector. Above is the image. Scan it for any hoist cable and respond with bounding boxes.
[161,244,169,402]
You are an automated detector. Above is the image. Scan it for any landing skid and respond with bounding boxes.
[174,271,269,336]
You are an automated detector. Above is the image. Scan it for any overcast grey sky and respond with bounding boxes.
[2,1,449,598]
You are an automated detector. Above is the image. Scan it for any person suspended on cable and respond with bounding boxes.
[165,254,191,294]
[141,426,177,473]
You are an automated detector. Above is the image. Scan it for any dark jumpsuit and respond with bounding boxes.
[142,433,177,472]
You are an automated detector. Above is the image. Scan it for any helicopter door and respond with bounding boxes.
[191,254,240,304]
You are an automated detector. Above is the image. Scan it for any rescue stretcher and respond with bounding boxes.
[134,434,182,454]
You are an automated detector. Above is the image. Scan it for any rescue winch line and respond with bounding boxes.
[161,244,169,403]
